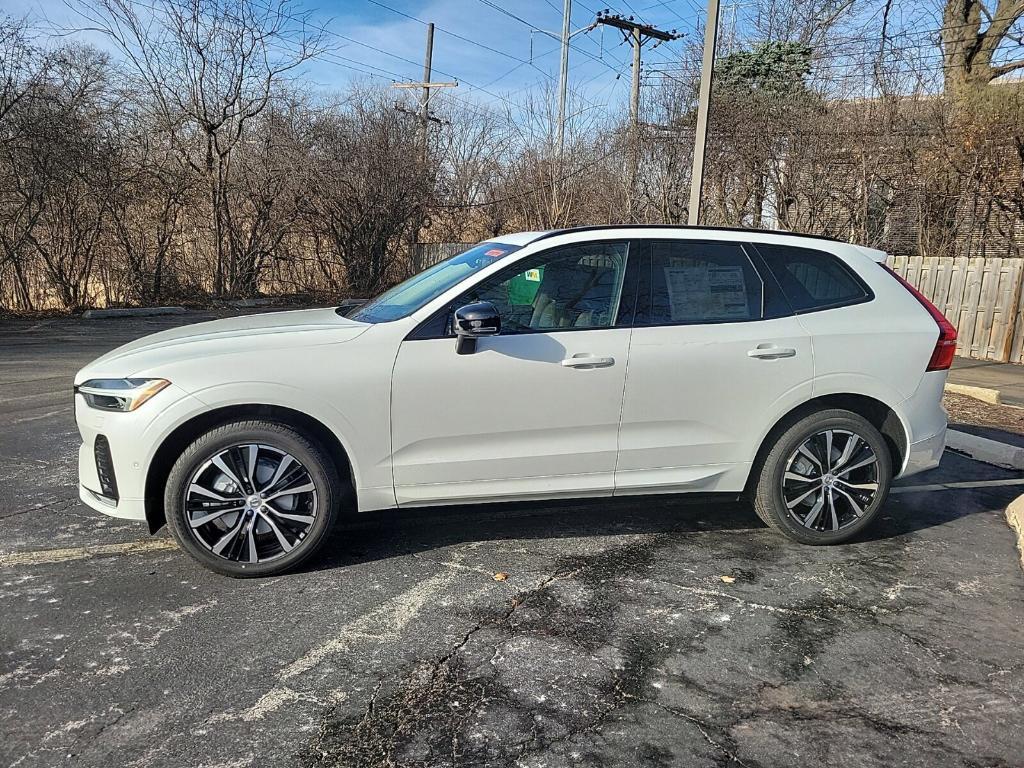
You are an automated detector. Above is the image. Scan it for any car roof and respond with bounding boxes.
[489,226,888,263]
[533,224,848,245]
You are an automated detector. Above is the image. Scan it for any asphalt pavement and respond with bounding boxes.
[949,357,1024,406]
[2,312,1023,768]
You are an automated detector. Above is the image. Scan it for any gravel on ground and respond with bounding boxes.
[944,392,1024,447]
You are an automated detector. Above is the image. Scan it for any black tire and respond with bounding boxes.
[752,409,892,545]
[165,419,341,577]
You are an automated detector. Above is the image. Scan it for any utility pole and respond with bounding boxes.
[594,11,681,219]
[687,0,721,226]
[556,0,571,155]
[391,24,456,273]
[535,6,597,157]
[419,22,434,163]
[392,23,457,166]
[594,12,681,128]
[630,25,641,125]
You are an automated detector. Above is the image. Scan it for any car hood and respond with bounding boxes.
[76,308,370,383]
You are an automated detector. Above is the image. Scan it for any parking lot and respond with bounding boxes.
[2,312,1023,768]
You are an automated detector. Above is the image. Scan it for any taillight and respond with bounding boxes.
[881,264,958,371]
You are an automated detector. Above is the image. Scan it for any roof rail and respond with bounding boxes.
[531,224,848,245]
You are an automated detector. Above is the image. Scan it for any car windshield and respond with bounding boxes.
[347,241,523,323]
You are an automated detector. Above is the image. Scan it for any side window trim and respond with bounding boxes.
[405,240,635,340]
[613,238,643,328]
[633,238,768,328]
[744,241,797,318]
[747,241,875,315]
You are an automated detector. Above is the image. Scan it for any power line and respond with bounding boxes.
[475,0,633,75]
[360,0,632,119]
[362,0,555,78]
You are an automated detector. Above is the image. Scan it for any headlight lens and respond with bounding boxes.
[77,378,171,412]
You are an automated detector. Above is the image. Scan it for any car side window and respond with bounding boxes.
[459,241,630,333]
[755,243,871,313]
[636,240,764,326]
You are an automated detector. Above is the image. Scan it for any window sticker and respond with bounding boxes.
[524,268,542,282]
[663,264,749,321]
[484,248,508,257]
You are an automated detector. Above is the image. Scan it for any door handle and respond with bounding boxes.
[561,354,615,368]
[747,346,797,359]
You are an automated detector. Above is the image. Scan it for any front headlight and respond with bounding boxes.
[76,378,171,412]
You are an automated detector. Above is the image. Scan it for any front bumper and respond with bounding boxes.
[78,482,147,520]
[75,383,202,524]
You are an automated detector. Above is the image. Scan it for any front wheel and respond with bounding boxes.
[165,419,341,577]
[752,409,892,545]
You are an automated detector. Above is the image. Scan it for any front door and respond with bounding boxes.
[615,239,814,494]
[391,240,636,506]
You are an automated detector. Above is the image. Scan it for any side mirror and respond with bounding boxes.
[453,301,500,355]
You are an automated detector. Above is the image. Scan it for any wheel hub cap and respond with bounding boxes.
[184,443,318,564]
[781,429,880,533]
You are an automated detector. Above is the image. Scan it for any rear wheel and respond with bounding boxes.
[165,419,341,577]
[753,409,892,545]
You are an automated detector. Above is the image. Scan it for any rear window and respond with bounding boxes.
[755,244,871,313]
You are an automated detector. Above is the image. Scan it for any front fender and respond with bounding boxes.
[188,381,364,492]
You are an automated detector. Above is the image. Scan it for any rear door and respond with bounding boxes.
[750,242,927,402]
[614,238,814,495]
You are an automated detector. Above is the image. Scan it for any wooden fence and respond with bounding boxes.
[887,256,1024,364]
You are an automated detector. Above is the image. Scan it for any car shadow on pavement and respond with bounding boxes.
[302,459,1021,575]
[308,494,759,574]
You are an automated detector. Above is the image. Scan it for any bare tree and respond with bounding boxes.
[5,46,113,309]
[73,0,322,296]
[303,90,432,296]
[0,16,46,308]
[942,0,1024,106]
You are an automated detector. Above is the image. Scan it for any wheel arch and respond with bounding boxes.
[143,404,356,534]
[745,393,908,494]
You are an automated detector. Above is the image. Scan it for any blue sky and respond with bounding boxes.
[9,0,706,113]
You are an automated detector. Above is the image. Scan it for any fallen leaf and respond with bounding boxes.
[493,572,508,582]
[719,575,736,584]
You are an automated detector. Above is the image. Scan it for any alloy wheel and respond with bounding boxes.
[781,429,880,532]
[184,443,318,564]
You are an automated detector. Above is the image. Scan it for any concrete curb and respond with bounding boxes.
[1006,495,1024,571]
[944,382,1003,405]
[946,429,1024,471]
[82,307,187,319]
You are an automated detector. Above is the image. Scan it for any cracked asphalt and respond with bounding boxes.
[2,312,1024,768]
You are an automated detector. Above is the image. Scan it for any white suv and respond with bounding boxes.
[74,227,955,576]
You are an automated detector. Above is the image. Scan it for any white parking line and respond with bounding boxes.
[0,539,177,567]
[10,407,73,425]
[892,477,1024,494]
[218,560,465,722]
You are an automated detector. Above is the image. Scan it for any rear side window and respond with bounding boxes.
[756,244,871,313]
[635,240,764,325]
